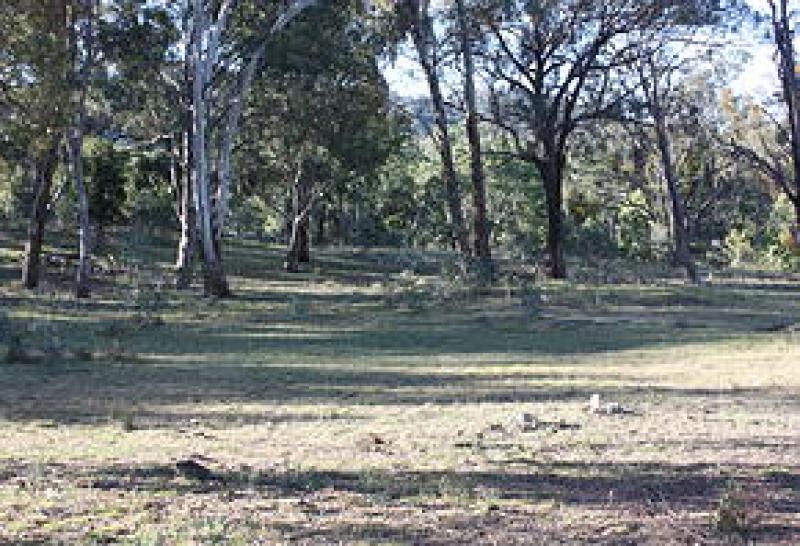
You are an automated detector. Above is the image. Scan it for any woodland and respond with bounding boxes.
[0,0,799,544]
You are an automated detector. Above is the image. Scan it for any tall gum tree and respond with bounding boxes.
[456,0,493,273]
[186,0,319,296]
[400,0,471,257]
[478,0,726,278]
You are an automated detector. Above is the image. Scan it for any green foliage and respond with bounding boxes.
[761,195,800,271]
[85,139,128,229]
[0,160,30,221]
[123,152,174,230]
[723,227,755,267]
[568,217,618,258]
[484,150,547,258]
[617,189,654,259]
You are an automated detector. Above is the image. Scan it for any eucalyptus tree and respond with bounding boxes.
[395,0,471,257]
[455,0,492,271]
[1,2,78,290]
[65,0,99,297]
[178,0,319,296]
[636,50,701,281]
[476,0,730,278]
[238,2,405,270]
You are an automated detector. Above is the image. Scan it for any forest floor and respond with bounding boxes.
[0,228,799,545]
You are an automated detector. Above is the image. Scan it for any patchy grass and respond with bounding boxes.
[1,230,799,544]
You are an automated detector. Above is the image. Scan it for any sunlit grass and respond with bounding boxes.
[1,231,799,543]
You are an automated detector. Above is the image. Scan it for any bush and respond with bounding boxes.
[723,227,755,267]
[568,216,618,258]
[617,189,654,259]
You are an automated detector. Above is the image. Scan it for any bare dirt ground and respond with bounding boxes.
[0,236,799,544]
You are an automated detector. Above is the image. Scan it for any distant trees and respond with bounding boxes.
[2,0,799,298]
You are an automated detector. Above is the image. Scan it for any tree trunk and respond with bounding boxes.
[66,0,94,299]
[631,144,647,191]
[22,135,62,289]
[297,180,311,263]
[175,128,194,289]
[68,126,91,298]
[772,0,800,235]
[793,200,800,245]
[285,161,312,270]
[176,32,195,290]
[653,111,698,282]
[541,159,566,279]
[191,0,230,297]
[285,218,303,272]
[410,3,470,256]
[316,202,326,245]
[640,59,697,283]
[456,0,492,275]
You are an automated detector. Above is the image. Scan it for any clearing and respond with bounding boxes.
[0,230,799,544]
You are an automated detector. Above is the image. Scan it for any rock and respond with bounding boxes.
[587,394,628,415]
[515,412,538,432]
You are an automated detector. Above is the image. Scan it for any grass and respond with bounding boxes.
[0,227,799,544]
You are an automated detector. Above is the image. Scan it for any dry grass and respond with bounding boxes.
[0,231,799,544]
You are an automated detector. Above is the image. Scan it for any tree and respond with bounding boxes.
[185,0,319,296]
[729,0,799,238]
[236,2,404,270]
[637,50,699,281]
[2,2,72,289]
[65,0,98,298]
[478,0,722,278]
[455,0,492,273]
[398,0,471,257]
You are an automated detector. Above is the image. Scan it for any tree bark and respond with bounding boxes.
[409,0,470,256]
[644,78,697,281]
[175,127,194,289]
[541,158,567,279]
[175,26,195,290]
[66,0,95,299]
[654,114,697,281]
[191,0,230,297]
[22,134,62,289]
[316,202,326,245]
[771,0,800,235]
[456,0,492,274]
[284,158,311,271]
[67,125,91,298]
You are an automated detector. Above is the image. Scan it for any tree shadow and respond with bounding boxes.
[6,459,793,544]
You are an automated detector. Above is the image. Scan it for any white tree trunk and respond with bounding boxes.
[68,125,92,298]
[215,0,319,241]
[187,0,318,295]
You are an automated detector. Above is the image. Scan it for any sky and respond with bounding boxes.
[381,0,791,101]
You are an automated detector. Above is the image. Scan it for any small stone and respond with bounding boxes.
[516,412,538,431]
